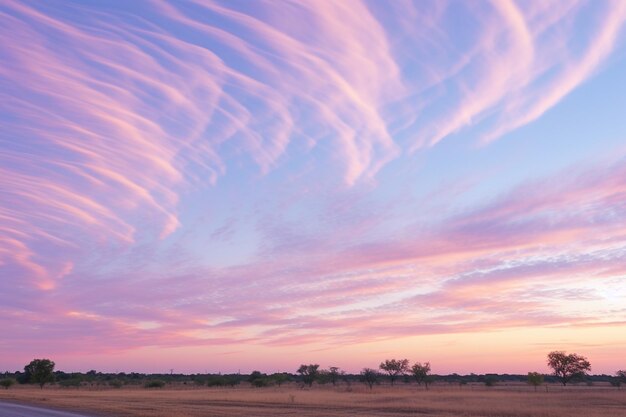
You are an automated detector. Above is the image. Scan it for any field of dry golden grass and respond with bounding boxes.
[1,384,625,417]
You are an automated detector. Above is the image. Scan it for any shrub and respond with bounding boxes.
[251,378,270,387]
[271,373,290,387]
[248,371,269,388]
[206,376,226,387]
[0,379,15,390]
[208,375,241,387]
[109,380,123,388]
[144,380,165,388]
[483,376,497,387]
[58,379,82,388]
[616,370,626,389]
[527,372,544,391]
[223,375,240,387]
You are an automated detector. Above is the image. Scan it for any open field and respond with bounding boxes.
[1,385,625,417]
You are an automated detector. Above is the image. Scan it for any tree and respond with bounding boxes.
[328,367,340,386]
[360,368,378,390]
[411,362,432,390]
[0,379,15,390]
[615,370,626,389]
[527,372,544,391]
[379,359,409,386]
[547,351,591,386]
[270,372,290,387]
[248,371,268,387]
[317,369,330,385]
[24,359,55,389]
[297,364,319,387]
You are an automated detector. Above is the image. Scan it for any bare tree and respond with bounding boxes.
[547,351,591,386]
[379,359,409,386]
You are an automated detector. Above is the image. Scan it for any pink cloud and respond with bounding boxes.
[2,0,626,372]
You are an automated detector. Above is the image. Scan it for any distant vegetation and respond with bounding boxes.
[614,370,626,389]
[2,352,619,391]
[0,378,15,389]
[144,380,165,388]
[360,368,378,390]
[527,372,544,391]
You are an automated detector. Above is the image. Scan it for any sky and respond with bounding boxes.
[1,0,626,376]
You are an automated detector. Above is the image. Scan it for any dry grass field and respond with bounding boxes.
[1,384,625,417]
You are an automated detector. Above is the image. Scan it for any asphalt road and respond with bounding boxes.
[0,401,95,417]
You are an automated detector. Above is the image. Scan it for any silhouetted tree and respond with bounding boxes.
[360,368,378,390]
[547,351,591,386]
[527,372,544,391]
[297,364,319,387]
[379,359,409,386]
[411,362,432,389]
[24,359,55,389]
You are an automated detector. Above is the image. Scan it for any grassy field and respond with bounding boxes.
[1,384,625,417]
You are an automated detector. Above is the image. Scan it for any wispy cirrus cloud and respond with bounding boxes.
[1,0,626,372]
[4,155,626,361]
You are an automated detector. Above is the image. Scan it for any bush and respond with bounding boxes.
[109,380,123,388]
[248,371,269,388]
[223,375,240,387]
[484,377,497,387]
[527,372,544,391]
[206,376,226,387]
[58,379,82,388]
[0,379,15,390]
[144,380,165,388]
[271,373,290,387]
[251,378,270,387]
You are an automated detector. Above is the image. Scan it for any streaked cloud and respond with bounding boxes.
[1,0,625,373]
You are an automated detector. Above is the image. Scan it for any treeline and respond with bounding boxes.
[1,369,623,390]
[2,369,622,389]
[2,354,624,390]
